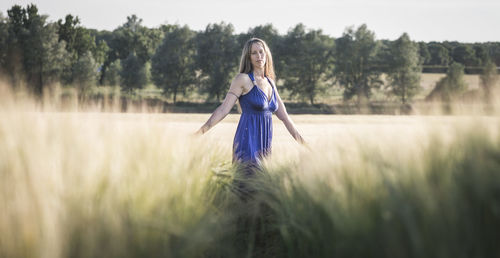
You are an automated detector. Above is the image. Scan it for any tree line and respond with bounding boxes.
[0,4,499,106]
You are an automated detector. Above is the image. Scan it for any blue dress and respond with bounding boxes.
[232,73,278,167]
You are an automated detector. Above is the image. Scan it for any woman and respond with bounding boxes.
[196,38,306,168]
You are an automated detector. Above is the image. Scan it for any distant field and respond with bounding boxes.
[275,73,481,103]
[92,73,483,104]
[20,112,498,161]
[420,73,480,90]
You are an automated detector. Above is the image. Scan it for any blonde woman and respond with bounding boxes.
[196,38,305,168]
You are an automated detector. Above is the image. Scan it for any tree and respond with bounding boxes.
[480,60,499,106]
[490,43,500,67]
[102,59,121,86]
[428,43,451,66]
[57,15,96,58]
[57,14,99,85]
[40,22,69,86]
[239,24,279,46]
[10,4,47,93]
[120,52,147,92]
[0,12,9,75]
[104,15,161,92]
[93,40,109,66]
[195,22,239,101]
[72,51,99,93]
[60,17,109,80]
[386,33,422,104]
[426,62,468,103]
[4,5,27,88]
[151,25,196,103]
[334,24,382,105]
[5,4,68,95]
[279,24,334,104]
[474,45,489,66]
[418,42,431,65]
[451,45,479,67]
[108,15,162,64]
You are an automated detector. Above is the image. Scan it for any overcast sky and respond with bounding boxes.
[1,0,499,43]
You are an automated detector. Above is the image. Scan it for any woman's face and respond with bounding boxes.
[250,42,266,69]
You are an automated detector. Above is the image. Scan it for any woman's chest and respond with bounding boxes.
[254,79,273,98]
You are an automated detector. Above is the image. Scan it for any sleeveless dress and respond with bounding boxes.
[232,73,278,167]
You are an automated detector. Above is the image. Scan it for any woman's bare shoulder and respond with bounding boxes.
[234,73,250,82]
[229,73,252,93]
[231,73,252,87]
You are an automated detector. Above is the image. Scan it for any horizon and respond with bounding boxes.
[1,0,500,43]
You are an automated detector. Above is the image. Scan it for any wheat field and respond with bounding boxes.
[1,85,500,257]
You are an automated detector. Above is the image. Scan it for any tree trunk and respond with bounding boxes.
[402,84,406,104]
[356,85,363,107]
[402,74,407,104]
[173,84,178,104]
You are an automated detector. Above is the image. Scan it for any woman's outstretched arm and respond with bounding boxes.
[195,74,245,135]
[273,83,307,145]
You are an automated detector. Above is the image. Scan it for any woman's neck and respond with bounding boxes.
[253,68,265,79]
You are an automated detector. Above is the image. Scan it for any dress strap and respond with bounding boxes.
[248,72,257,85]
[265,77,275,89]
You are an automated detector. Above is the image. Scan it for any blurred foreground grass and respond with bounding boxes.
[1,89,500,257]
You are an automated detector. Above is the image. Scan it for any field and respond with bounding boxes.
[98,73,483,104]
[2,85,500,257]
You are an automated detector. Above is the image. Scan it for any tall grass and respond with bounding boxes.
[1,84,500,257]
[258,125,500,258]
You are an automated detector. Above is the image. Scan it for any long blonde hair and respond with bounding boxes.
[239,38,276,81]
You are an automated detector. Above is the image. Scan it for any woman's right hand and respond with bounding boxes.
[194,124,208,136]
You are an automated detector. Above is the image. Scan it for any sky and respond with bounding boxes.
[1,0,499,43]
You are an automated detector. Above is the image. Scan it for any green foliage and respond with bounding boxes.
[427,43,451,66]
[474,45,489,66]
[280,24,334,104]
[2,3,500,103]
[239,24,280,50]
[480,60,499,106]
[10,4,46,94]
[480,60,499,92]
[40,23,69,86]
[0,12,8,71]
[4,4,69,94]
[103,15,159,88]
[3,6,26,88]
[386,33,422,104]
[427,62,468,103]
[195,22,239,101]
[490,42,500,67]
[109,15,162,64]
[151,25,196,103]
[57,14,101,86]
[451,45,479,67]
[72,51,99,93]
[334,24,382,104]
[418,41,431,65]
[102,59,121,86]
[57,15,96,58]
[120,52,148,92]
[93,40,108,66]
